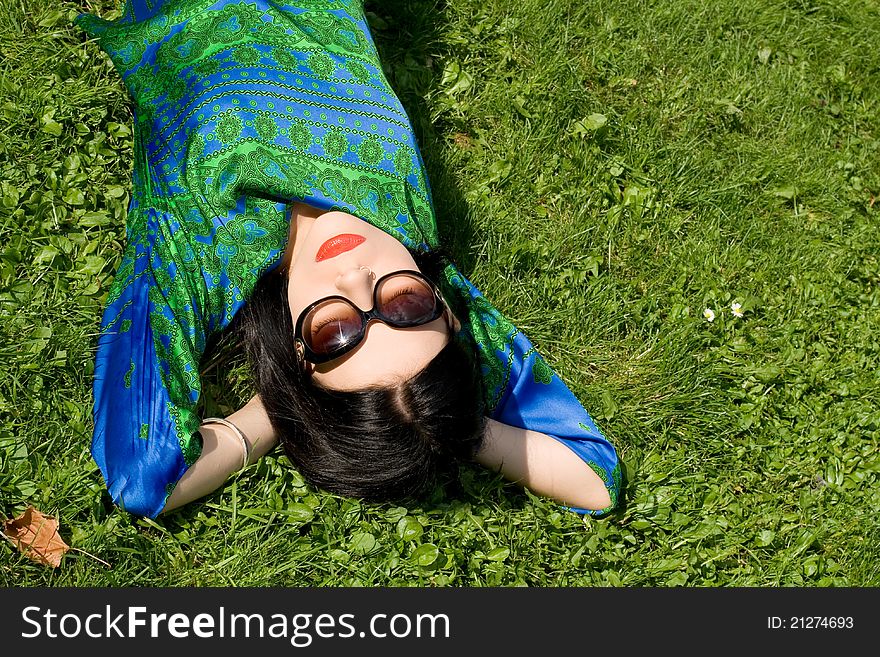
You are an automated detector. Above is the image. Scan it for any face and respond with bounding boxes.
[285,208,459,391]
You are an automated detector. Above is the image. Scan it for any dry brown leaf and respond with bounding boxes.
[3,506,70,568]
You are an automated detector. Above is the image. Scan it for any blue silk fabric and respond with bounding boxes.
[74,0,621,518]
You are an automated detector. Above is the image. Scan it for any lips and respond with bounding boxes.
[315,233,366,261]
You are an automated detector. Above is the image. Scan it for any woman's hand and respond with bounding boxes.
[474,418,612,511]
[161,395,278,513]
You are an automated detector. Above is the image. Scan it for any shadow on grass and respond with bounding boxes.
[367,0,479,273]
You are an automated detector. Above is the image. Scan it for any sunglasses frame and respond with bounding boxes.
[293,269,449,365]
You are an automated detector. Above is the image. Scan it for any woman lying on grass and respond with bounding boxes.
[74,0,621,519]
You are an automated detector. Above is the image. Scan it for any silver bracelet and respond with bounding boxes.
[201,417,250,471]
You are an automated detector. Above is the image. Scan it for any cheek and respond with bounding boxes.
[285,272,309,325]
[380,241,418,270]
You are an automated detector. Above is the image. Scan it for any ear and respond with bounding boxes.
[448,309,461,333]
[294,339,306,364]
[295,341,317,376]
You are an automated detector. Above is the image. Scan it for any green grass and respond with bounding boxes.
[2,0,878,586]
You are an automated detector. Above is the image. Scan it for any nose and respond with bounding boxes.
[334,266,375,309]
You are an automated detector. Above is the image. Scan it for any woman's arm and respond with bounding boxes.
[162,402,613,513]
[161,395,278,514]
[474,418,612,511]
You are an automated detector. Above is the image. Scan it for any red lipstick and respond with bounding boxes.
[315,233,365,261]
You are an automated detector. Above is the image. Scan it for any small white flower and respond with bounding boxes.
[731,302,744,318]
[703,308,716,322]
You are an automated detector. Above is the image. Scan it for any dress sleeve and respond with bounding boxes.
[490,330,622,516]
[90,203,206,519]
[442,264,622,516]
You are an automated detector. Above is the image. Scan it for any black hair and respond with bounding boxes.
[238,247,486,502]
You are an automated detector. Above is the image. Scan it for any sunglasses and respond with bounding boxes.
[293,270,450,365]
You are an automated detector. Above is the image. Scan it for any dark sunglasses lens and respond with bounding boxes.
[304,300,363,355]
[376,274,438,325]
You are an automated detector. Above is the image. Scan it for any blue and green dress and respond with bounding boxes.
[74,0,621,519]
